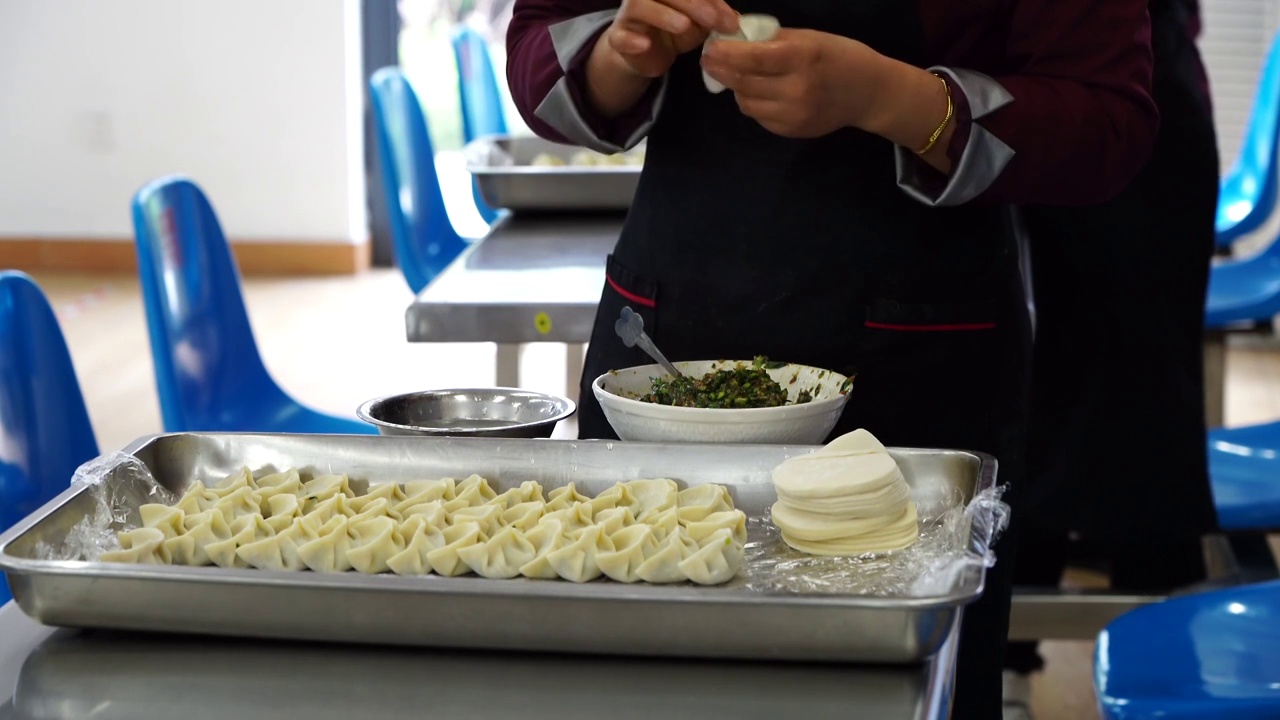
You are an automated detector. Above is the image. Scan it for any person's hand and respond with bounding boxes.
[605,0,740,78]
[700,29,892,138]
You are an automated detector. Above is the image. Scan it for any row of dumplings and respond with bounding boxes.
[99,468,748,586]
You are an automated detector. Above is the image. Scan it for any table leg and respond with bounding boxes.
[1203,330,1226,429]
[496,343,521,388]
[565,343,586,403]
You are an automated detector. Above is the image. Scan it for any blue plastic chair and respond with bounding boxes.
[1207,423,1280,530]
[1095,580,1280,719]
[1217,32,1280,250]
[0,272,100,603]
[130,176,375,435]
[1203,229,1280,329]
[452,25,507,224]
[369,67,472,294]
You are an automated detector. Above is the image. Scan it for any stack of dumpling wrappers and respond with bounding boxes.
[770,429,919,555]
[101,469,746,586]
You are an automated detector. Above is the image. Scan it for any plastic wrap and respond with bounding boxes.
[745,484,1009,597]
[33,452,176,562]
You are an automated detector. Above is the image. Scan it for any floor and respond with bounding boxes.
[29,268,1280,720]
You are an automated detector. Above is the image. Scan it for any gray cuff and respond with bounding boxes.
[534,10,666,153]
[896,67,1015,207]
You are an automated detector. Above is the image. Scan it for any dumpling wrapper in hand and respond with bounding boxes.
[702,14,781,94]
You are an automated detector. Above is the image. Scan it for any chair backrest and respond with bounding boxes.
[369,67,469,294]
[0,272,99,537]
[452,26,509,143]
[1219,31,1280,240]
[130,176,283,431]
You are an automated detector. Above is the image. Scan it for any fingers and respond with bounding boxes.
[620,0,737,35]
[702,38,796,77]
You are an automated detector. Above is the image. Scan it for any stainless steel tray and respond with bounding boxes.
[466,135,641,211]
[0,433,996,664]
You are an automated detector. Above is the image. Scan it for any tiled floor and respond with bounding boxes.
[29,267,1280,720]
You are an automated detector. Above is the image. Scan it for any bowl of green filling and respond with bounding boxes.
[592,357,853,444]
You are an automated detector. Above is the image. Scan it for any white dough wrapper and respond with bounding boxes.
[780,502,920,556]
[701,14,781,93]
[769,500,903,541]
[772,452,903,501]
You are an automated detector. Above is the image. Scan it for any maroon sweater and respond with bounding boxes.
[506,0,1159,206]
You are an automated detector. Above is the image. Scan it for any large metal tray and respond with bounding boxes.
[466,135,641,212]
[0,433,995,664]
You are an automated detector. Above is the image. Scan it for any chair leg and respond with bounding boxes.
[565,343,585,404]
[495,343,521,388]
[1203,330,1227,429]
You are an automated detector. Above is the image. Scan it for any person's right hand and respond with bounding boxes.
[604,0,740,78]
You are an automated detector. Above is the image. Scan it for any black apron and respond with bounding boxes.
[575,3,1031,717]
[1013,0,1218,594]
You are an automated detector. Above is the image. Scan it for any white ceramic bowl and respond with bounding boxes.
[593,360,852,445]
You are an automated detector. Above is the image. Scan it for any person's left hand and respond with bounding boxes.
[700,29,889,138]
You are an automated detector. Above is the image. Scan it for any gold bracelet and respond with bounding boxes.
[914,73,953,156]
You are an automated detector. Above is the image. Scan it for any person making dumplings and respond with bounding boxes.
[507,0,1158,717]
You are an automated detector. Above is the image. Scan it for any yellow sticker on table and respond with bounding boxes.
[535,312,552,335]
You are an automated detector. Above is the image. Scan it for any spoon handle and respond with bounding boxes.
[635,332,682,378]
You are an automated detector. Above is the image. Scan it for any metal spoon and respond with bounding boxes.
[615,306,682,378]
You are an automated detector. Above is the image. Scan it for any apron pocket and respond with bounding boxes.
[847,298,1000,450]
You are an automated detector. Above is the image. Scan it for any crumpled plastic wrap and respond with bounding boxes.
[33,452,175,562]
[462,138,515,169]
[744,484,1010,598]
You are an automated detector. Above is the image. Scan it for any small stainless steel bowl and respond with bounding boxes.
[357,389,576,438]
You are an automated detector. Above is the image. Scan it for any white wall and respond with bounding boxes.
[1201,0,1280,174]
[0,0,365,244]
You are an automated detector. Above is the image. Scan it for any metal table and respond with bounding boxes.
[0,602,958,719]
[405,214,620,394]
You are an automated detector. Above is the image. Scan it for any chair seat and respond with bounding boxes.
[1096,581,1280,719]
[1208,423,1280,530]
[1204,254,1280,327]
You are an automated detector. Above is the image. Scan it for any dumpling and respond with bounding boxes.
[207,514,273,569]
[451,475,497,506]
[594,506,636,536]
[621,479,679,521]
[139,504,185,539]
[349,482,406,514]
[275,515,325,571]
[211,486,261,524]
[174,481,219,516]
[597,525,658,583]
[458,526,538,579]
[300,474,354,511]
[347,516,406,574]
[208,467,256,498]
[676,484,734,524]
[349,497,400,525]
[541,503,594,532]
[548,525,614,583]
[544,483,590,512]
[386,515,446,576]
[585,483,635,515]
[448,504,503,536]
[426,523,485,576]
[395,480,455,515]
[297,516,353,573]
[678,528,744,586]
[168,510,232,566]
[636,527,699,584]
[302,494,354,525]
[519,518,569,579]
[101,527,170,565]
[644,506,680,540]
[684,510,748,546]
[253,469,302,511]
[399,500,448,529]
[236,533,287,571]
[501,501,545,530]
[489,481,545,510]
[264,493,303,533]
